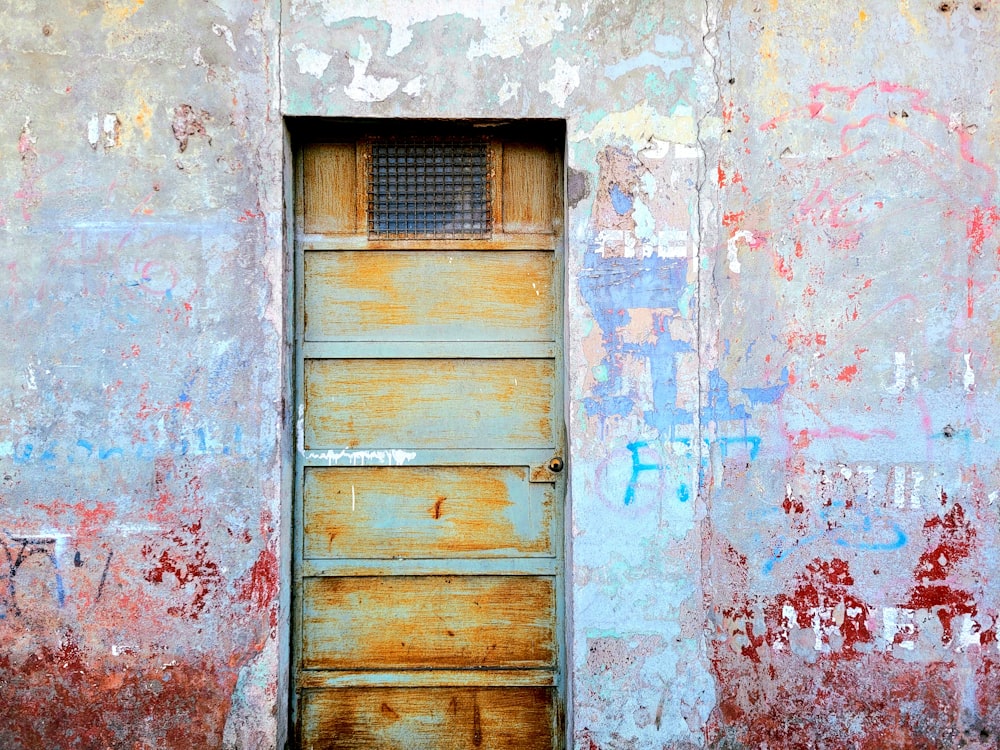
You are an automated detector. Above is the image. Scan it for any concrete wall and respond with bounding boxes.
[3,0,1000,748]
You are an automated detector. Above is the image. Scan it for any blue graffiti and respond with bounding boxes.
[623,435,761,506]
[741,367,790,406]
[578,240,694,434]
[578,225,788,507]
[11,427,247,466]
[763,499,908,574]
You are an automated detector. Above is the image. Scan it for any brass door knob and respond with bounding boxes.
[548,457,564,473]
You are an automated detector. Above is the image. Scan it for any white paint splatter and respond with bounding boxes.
[887,351,906,394]
[893,466,906,508]
[305,448,417,466]
[726,230,755,274]
[882,607,916,650]
[639,139,671,159]
[497,74,520,104]
[103,114,119,148]
[314,0,572,59]
[292,43,332,79]
[297,404,305,456]
[402,75,423,96]
[911,471,923,509]
[211,23,236,51]
[344,35,399,102]
[593,227,687,259]
[963,352,975,393]
[87,114,100,148]
[956,614,981,651]
[538,57,580,108]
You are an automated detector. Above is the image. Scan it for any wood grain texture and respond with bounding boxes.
[300,687,556,750]
[303,358,555,450]
[303,466,554,559]
[303,143,357,234]
[302,575,556,669]
[304,251,556,342]
[502,143,556,235]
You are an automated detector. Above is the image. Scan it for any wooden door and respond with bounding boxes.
[292,122,565,750]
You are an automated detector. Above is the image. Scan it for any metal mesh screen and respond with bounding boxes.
[368,141,492,239]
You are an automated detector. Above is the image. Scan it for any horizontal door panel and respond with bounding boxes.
[304,359,555,450]
[303,466,554,558]
[304,251,555,341]
[301,687,556,750]
[302,576,556,670]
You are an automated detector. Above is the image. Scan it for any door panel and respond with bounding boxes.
[302,575,557,670]
[303,466,555,559]
[301,687,557,750]
[304,251,556,342]
[293,123,564,749]
[303,358,555,450]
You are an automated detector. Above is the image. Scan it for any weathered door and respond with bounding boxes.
[292,122,565,750]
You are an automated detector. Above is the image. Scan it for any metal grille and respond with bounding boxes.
[368,141,492,239]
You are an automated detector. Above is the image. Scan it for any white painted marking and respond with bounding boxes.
[893,466,906,508]
[887,352,906,394]
[297,404,306,458]
[103,114,118,148]
[306,448,416,466]
[351,484,356,512]
[87,114,100,148]
[964,352,975,393]
[911,471,924,509]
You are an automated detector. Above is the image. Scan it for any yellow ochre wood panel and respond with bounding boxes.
[302,576,556,670]
[502,143,556,235]
[303,143,357,235]
[303,359,555,450]
[304,251,556,342]
[301,687,556,750]
[303,466,554,559]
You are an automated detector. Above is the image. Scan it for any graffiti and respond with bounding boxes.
[763,502,907,574]
[622,435,761,506]
[0,530,114,618]
[8,424,247,466]
[0,532,64,616]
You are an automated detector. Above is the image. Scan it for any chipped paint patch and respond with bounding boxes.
[539,57,580,108]
[311,0,572,59]
[344,35,399,102]
[293,44,332,79]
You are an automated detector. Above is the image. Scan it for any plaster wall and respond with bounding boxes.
[2,0,1000,748]
[0,1,286,748]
